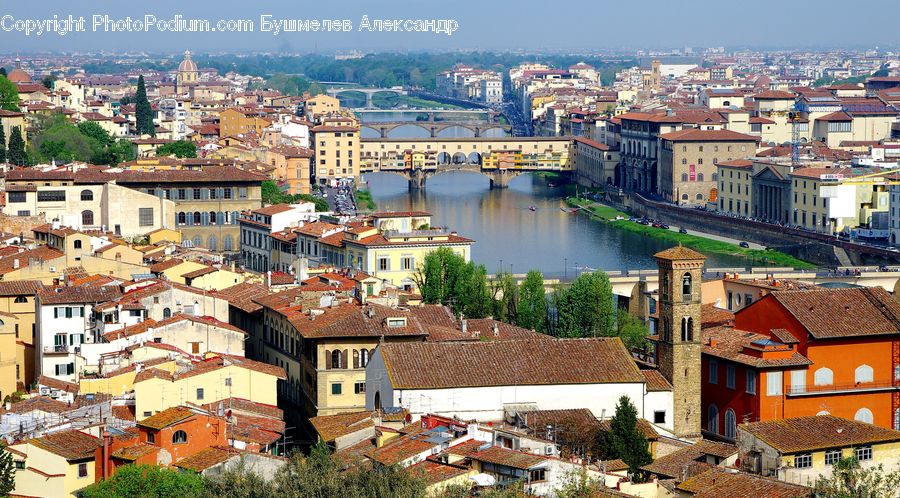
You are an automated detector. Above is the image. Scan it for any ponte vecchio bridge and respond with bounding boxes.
[360,137,575,189]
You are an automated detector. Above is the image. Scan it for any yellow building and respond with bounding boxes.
[304,94,341,121]
[0,280,42,392]
[268,144,314,195]
[0,109,27,147]
[219,108,273,138]
[80,358,178,397]
[132,354,284,419]
[738,415,900,487]
[789,166,889,234]
[182,266,246,291]
[311,116,360,186]
[146,227,183,245]
[342,213,474,290]
[10,429,101,498]
[150,258,209,284]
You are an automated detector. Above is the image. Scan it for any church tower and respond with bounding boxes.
[655,245,705,439]
[176,50,199,91]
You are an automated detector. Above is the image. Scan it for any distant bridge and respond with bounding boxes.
[360,137,576,190]
[326,87,408,108]
[361,120,512,138]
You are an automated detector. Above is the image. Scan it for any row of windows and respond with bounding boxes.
[679,172,715,182]
[795,446,871,469]
[708,359,757,393]
[146,187,248,200]
[176,211,240,226]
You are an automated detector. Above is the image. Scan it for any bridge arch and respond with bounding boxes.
[437,152,451,165]
[451,152,468,164]
[467,152,482,165]
[437,125,477,138]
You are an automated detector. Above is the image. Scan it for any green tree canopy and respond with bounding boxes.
[0,124,6,164]
[517,270,547,332]
[27,114,134,165]
[0,443,15,496]
[600,396,652,481]
[617,308,649,352]
[413,247,491,317]
[813,456,900,498]
[81,464,204,498]
[0,75,19,112]
[492,272,518,324]
[156,140,198,158]
[260,181,328,211]
[551,271,615,337]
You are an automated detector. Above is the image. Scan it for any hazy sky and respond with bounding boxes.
[2,0,899,54]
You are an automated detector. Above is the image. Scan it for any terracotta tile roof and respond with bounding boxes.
[444,439,488,457]
[817,111,853,122]
[30,430,101,461]
[642,440,736,478]
[111,443,160,461]
[752,90,797,99]
[310,411,374,442]
[642,370,674,392]
[150,258,185,272]
[367,434,436,466]
[174,446,233,472]
[181,266,217,279]
[0,247,64,275]
[701,304,734,328]
[201,398,282,420]
[253,204,294,215]
[214,282,268,313]
[2,396,68,415]
[284,302,429,340]
[598,417,658,441]
[380,338,644,389]
[38,284,122,305]
[407,460,469,486]
[138,406,195,429]
[676,468,811,498]
[0,280,43,296]
[38,375,80,394]
[658,129,759,143]
[654,245,706,261]
[469,446,548,470]
[465,319,549,341]
[516,408,600,433]
[740,415,900,454]
[701,325,812,368]
[767,287,900,339]
[347,233,475,248]
[112,405,135,421]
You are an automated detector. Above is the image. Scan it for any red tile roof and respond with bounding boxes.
[30,430,100,461]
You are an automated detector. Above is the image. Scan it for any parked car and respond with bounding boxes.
[678,227,688,234]
[739,241,750,248]
[660,223,669,229]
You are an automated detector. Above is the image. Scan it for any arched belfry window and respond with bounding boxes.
[682,273,693,298]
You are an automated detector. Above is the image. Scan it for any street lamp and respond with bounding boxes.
[564,257,568,280]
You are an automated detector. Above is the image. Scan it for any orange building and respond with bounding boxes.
[96,406,228,479]
[700,287,900,440]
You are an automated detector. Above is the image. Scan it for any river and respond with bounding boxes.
[362,171,748,278]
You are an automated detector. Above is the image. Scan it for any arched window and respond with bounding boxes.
[177,212,187,225]
[208,236,217,252]
[208,211,217,225]
[81,210,94,226]
[814,367,834,386]
[855,408,874,424]
[725,409,736,439]
[172,430,187,444]
[682,273,692,297]
[681,194,689,201]
[696,193,704,200]
[697,173,704,182]
[193,212,202,225]
[74,240,82,249]
[681,317,694,342]
[682,158,687,165]
[855,364,874,384]
[681,173,689,182]
[80,189,93,201]
[192,236,202,248]
[223,235,233,252]
[817,410,830,416]
[163,307,171,319]
[707,404,719,434]
[331,349,342,369]
[712,173,718,181]
[360,349,369,368]
[662,274,669,298]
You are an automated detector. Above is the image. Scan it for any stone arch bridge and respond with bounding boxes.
[325,87,408,108]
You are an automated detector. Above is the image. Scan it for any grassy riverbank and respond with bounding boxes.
[566,198,816,269]
[356,189,376,211]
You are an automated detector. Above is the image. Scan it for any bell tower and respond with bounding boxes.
[655,245,705,439]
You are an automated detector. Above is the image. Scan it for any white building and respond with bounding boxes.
[35,285,123,382]
[239,203,319,273]
[365,338,673,432]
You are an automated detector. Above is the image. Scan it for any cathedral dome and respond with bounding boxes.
[178,51,197,73]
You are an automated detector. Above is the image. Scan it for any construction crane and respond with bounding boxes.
[787,102,804,166]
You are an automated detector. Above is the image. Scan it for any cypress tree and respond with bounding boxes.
[135,75,155,136]
[0,444,14,496]
[603,396,653,481]
[0,124,6,163]
[7,127,25,165]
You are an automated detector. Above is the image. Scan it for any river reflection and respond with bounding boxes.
[362,171,748,278]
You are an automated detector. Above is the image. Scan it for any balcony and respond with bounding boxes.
[43,345,71,354]
[786,380,898,397]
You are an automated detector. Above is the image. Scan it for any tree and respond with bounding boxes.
[601,396,652,481]
[517,270,547,332]
[458,262,492,319]
[41,75,55,90]
[7,127,26,165]
[491,272,518,324]
[617,308,649,352]
[81,464,203,498]
[567,271,615,337]
[413,246,468,307]
[77,121,113,146]
[0,123,6,163]
[135,75,155,136]
[273,443,427,498]
[262,180,292,204]
[202,458,274,498]
[156,140,197,158]
[813,457,900,498]
[0,76,18,112]
[0,444,15,497]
